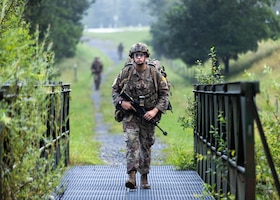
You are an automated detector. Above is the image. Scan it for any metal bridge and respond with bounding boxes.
[53,165,213,200]
[2,81,280,199]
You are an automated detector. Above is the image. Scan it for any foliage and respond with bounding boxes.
[145,0,176,17]
[194,47,225,85]
[178,48,229,197]
[178,47,224,131]
[24,0,95,62]
[164,141,195,170]
[150,0,280,74]
[206,122,236,199]
[0,0,64,199]
[146,0,178,57]
[149,18,171,58]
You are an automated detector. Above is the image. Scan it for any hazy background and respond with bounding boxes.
[82,0,155,29]
[82,0,280,29]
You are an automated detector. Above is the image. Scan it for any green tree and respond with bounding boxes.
[24,0,94,62]
[145,0,177,17]
[145,0,178,57]
[150,0,280,74]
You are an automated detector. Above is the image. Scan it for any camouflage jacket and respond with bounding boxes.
[112,63,169,114]
[91,60,103,74]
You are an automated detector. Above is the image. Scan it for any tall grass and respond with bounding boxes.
[59,43,112,165]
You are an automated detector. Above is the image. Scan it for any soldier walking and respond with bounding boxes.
[91,57,103,90]
[112,43,169,189]
[117,42,124,60]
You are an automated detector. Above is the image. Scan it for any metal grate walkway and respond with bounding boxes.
[54,165,213,200]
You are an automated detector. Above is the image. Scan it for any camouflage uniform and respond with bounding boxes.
[91,57,103,90]
[117,42,124,60]
[112,63,169,175]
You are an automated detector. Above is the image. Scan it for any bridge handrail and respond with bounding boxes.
[193,81,280,199]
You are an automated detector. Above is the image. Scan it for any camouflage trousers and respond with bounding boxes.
[123,116,155,175]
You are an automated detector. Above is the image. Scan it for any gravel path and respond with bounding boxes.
[86,37,167,166]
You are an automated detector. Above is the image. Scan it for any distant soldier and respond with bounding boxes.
[117,42,124,60]
[91,57,103,90]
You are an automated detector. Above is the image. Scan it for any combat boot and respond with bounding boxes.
[141,174,151,189]
[125,171,137,189]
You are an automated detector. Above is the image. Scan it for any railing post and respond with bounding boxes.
[240,82,256,199]
[0,90,3,199]
[0,125,2,200]
[62,83,71,166]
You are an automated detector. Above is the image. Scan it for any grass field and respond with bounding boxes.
[59,28,280,170]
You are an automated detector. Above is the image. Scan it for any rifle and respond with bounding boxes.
[120,91,168,136]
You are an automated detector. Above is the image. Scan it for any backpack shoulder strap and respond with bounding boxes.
[147,62,159,93]
[119,63,134,93]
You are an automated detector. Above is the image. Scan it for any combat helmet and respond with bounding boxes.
[129,43,150,58]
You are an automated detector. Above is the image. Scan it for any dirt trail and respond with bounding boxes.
[85,37,166,166]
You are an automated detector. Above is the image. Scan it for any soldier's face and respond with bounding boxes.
[133,52,146,65]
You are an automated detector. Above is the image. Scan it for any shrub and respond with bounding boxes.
[1,1,63,199]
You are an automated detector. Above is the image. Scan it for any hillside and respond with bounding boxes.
[229,39,280,81]
[227,39,280,106]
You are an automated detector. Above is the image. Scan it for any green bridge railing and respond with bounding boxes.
[193,81,280,199]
